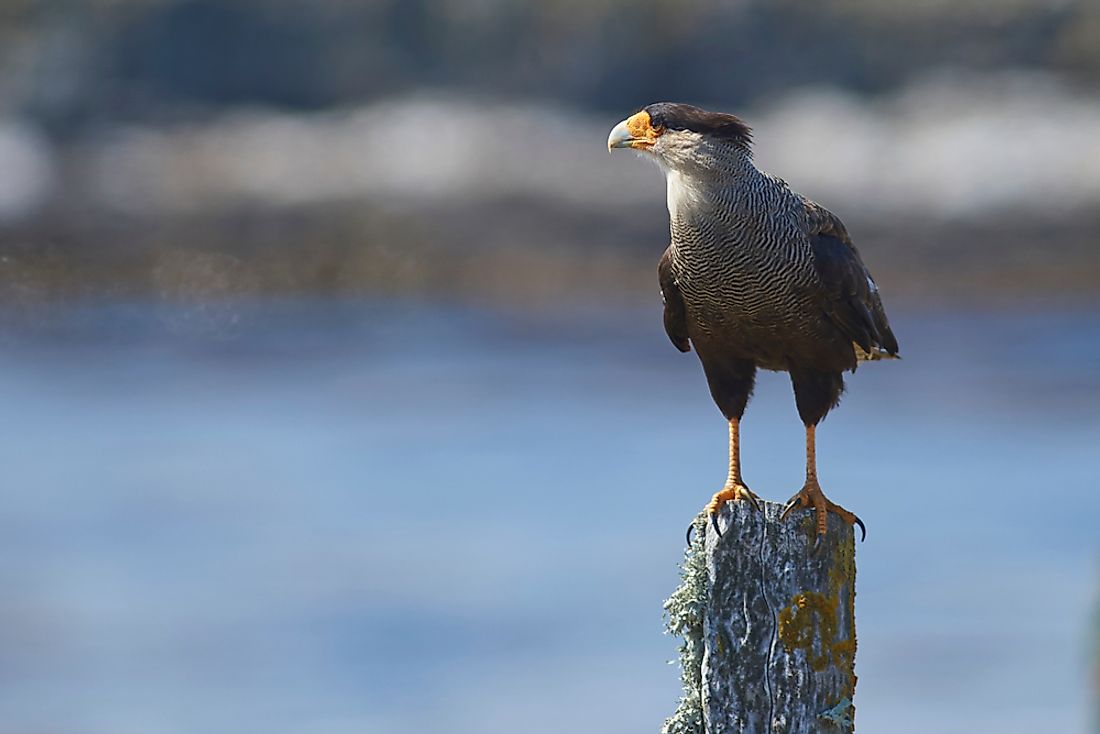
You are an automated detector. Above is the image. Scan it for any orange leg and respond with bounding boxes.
[705,418,761,536]
[780,425,865,548]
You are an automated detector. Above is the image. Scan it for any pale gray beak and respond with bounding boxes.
[607,118,634,152]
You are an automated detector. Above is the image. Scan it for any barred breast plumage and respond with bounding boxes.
[666,162,832,372]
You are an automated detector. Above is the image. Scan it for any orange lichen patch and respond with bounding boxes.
[778,592,838,673]
[830,524,858,697]
[777,536,859,698]
[625,111,662,148]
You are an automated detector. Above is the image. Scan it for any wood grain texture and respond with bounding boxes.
[701,500,857,733]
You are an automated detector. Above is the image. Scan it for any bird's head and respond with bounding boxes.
[607,103,753,172]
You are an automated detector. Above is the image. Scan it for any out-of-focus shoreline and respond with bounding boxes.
[2,79,1099,310]
[2,197,1098,313]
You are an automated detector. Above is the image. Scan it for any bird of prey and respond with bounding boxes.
[608,103,898,547]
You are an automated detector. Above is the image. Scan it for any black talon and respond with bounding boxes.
[710,511,724,538]
[781,496,801,520]
[746,492,762,512]
[853,514,866,542]
[685,522,695,547]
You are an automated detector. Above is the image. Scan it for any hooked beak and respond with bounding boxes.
[607,119,635,152]
[607,110,661,153]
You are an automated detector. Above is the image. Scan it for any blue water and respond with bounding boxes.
[0,299,1096,734]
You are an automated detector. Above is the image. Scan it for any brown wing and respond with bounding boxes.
[805,201,899,357]
[658,246,691,353]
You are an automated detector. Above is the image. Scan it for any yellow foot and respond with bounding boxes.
[780,479,866,550]
[705,482,761,538]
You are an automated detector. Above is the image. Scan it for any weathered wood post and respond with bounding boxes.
[663,501,857,734]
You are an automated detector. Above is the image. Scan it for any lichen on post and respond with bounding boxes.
[662,514,710,734]
[662,501,857,733]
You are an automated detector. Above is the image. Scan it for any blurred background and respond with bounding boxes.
[1,1,1098,732]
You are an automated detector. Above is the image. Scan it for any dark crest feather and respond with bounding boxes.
[644,103,753,149]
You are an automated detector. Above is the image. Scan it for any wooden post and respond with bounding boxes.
[663,501,857,734]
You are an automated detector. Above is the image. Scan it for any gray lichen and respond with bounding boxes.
[818,697,854,729]
[661,514,709,734]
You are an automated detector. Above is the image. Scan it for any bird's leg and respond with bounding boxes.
[704,418,761,536]
[781,425,865,547]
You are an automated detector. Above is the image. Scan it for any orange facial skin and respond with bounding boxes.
[624,110,663,150]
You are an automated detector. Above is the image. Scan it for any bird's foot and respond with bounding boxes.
[781,479,865,553]
[705,481,761,537]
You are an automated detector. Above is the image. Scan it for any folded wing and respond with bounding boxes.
[805,200,899,361]
[658,245,691,353]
